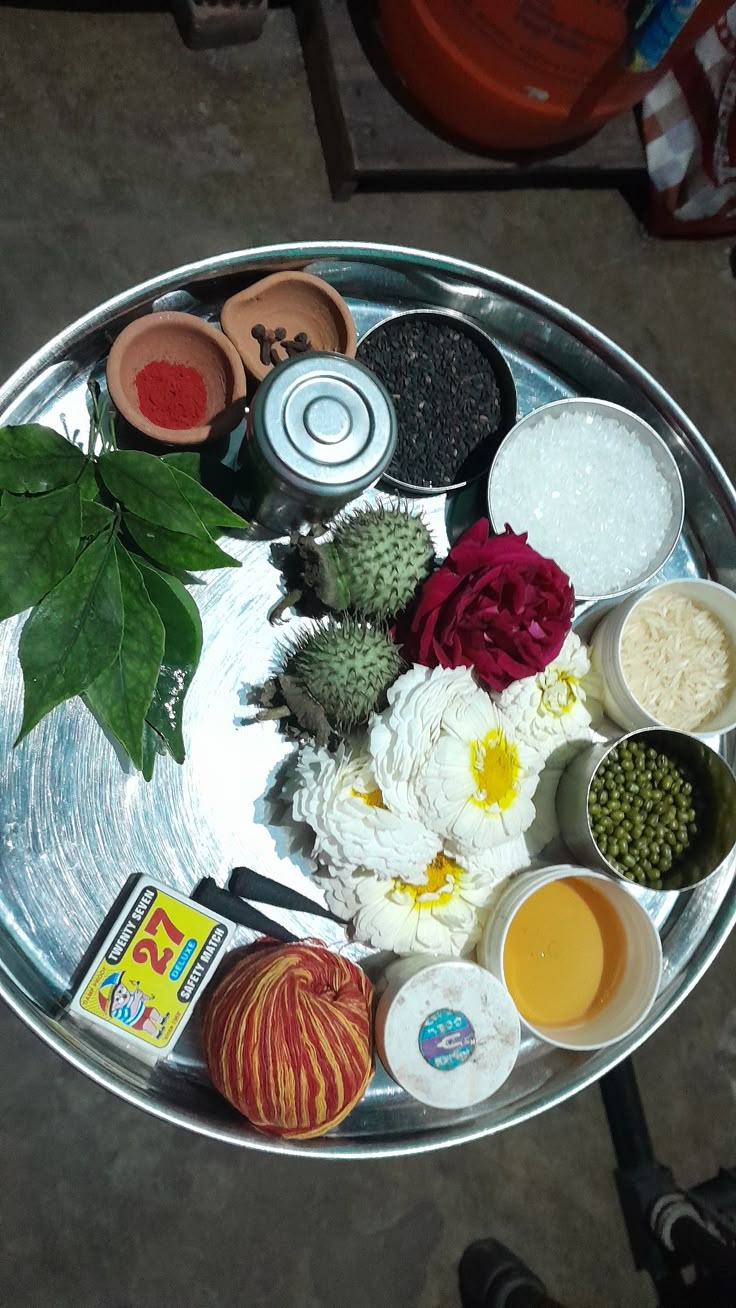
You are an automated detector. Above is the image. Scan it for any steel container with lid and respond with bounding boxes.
[241,352,397,533]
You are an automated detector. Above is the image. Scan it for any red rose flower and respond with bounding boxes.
[401,520,575,692]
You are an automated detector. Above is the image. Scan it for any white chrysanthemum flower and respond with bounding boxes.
[369,664,474,822]
[292,742,440,883]
[448,832,533,879]
[370,665,543,851]
[580,656,607,730]
[322,849,511,957]
[497,631,592,760]
[422,695,543,849]
[523,738,591,858]
[524,762,564,858]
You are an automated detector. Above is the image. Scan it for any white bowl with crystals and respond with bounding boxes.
[487,398,685,602]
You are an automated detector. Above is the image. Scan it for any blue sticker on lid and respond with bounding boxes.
[418,1008,476,1072]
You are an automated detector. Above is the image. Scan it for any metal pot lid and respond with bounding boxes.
[250,352,396,495]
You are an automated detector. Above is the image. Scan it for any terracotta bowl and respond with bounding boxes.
[220,271,357,385]
[106,311,247,446]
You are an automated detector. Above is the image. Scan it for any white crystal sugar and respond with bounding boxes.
[490,410,676,596]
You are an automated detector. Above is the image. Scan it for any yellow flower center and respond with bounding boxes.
[397,853,463,909]
[541,670,578,718]
[470,729,520,810]
[350,786,385,809]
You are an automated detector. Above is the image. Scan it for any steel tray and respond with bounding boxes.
[0,242,734,1158]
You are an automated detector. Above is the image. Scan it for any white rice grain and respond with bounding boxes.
[621,592,733,730]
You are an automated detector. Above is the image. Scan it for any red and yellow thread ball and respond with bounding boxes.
[203,941,374,1139]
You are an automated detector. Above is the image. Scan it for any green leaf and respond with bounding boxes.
[136,561,203,764]
[141,720,167,782]
[78,461,100,501]
[162,452,201,480]
[141,724,157,781]
[0,425,87,493]
[98,450,211,539]
[0,484,81,621]
[81,499,115,541]
[81,500,115,539]
[124,512,240,573]
[85,545,165,771]
[167,467,247,531]
[16,531,123,744]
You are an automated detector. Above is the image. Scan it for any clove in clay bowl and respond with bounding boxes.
[221,271,357,385]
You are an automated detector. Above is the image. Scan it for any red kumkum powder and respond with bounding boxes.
[135,359,208,430]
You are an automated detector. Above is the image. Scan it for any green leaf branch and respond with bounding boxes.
[0,398,246,777]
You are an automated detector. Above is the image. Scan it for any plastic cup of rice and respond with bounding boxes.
[486,398,684,603]
[590,577,736,736]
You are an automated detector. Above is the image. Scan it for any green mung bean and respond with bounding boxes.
[587,739,700,888]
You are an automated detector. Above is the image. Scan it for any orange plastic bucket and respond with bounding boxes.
[380,1,724,151]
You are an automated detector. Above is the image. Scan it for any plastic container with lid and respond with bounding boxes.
[478,866,662,1051]
[380,0,725,151]
[240,352,397,534]
[374,955,520,1109]
[590,578,736,737]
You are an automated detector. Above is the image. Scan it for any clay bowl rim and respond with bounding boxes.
[106,310,247,447]
[220,270,358,384]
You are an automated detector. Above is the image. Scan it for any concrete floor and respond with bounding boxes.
[1,8,735,1306]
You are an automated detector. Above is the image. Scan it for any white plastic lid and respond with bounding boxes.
[375,956,520,1110]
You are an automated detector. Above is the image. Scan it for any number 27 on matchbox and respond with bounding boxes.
[70,879,232,1058]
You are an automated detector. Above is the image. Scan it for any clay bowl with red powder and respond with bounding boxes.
[220,271,357,385]
[106,311,247,446]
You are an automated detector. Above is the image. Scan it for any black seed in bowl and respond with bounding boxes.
[357,314,511,489]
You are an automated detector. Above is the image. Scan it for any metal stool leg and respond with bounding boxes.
[600,1058,736,1306]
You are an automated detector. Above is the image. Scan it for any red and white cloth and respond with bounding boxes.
[642,5,736,235]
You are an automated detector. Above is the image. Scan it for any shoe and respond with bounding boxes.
[459,1238,553,1308]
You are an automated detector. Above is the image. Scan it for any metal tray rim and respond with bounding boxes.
[0,906,731,1160]
[1,240,734,509]
[1,240,734,1159]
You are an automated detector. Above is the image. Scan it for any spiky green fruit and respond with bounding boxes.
[286,618,402,733]
[300,506,434,619]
